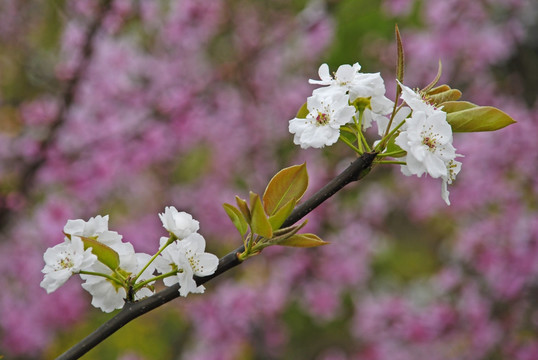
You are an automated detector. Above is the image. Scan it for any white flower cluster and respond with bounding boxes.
[289,63,462,205]
[41,207,219,312]
[156,207,219,297]
[394,82,462,205]
[289,63,393,149]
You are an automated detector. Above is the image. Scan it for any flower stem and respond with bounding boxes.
[79,270,124,286]
[132,235,176,283]
[374,118,406,152]
[376,150,406,157]
[358,129,372,152]
[339,133,361,154]
[382,82,404,140]
[353,113,364,153]
[132,270,178,291]
[374,160,406,165]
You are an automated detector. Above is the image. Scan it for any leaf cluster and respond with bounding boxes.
[223,164,328,261]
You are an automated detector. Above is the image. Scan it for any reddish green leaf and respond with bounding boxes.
[395,24,404,84]
[268,198,296,230]
[79,235,120,271]
[223,203,248,236]
[235,196,251,223]
[263,163,308,216]
[249,192,273,239]
[427,84,451,95]
[428,89,462,106]
[277,233,328,248]
[446,105,516,132]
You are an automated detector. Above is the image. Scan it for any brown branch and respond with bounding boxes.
[56,151,377,360]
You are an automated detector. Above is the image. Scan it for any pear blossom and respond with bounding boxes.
[80,236,155,312]
[395,110,456,178]
[309,62,362,89]
[159,206,200,239]
[40,236,97,293]
[441,159,462,205]
[349,72,394,130]
[310,63,394,131]
[397,80,439,115]
[63,215,109,238]
[289,92,355,149]
[63,214,124,247]
[154,233,219,297]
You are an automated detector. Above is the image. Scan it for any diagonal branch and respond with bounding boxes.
[56,151,377,360]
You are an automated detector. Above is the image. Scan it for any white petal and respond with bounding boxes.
[405,153,427,177]
[63,219,85,235]
[424,155,448,178]
[335,64,355,83]
[182,233,206,253]
[309,63,331,84]
[192,253,219,276]
[40,269,72,293]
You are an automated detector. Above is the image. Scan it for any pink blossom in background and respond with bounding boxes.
[0,0,334,356]
[0,0,537,358]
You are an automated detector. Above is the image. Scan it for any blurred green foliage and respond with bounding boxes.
[46,306,191,359]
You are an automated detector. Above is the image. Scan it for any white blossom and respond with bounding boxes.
[441,159,462,205]
[397,80,439,115]
[309,62,362,89]
[40,236,97,293]
[349,72,394,130]
[154,233,219,297]
[309,63,394,131]
[63,215,109,238]
[159,206,200,239]
[395,110,456,178]
[289,92,355,149]
[80,236,155,312]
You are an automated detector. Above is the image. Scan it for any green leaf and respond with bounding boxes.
[427,84,451,95]
[249,192,273,239]
[339,126,357,144]
[263,163,308,216]
[79,235,120,271]
[446,105,516,132]
[277,233,329,248]
[385,135,406,157]
[439,100,477,113]
[223,203,248,236]
[427,89,462,106]
[268,198,296,230]
[296,102,308,119]
[235,196,251,223]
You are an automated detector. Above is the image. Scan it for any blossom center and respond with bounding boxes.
[185,248,205,273]
[315,112,330,125]
[422,136,438,149]
[56,252,75,270]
